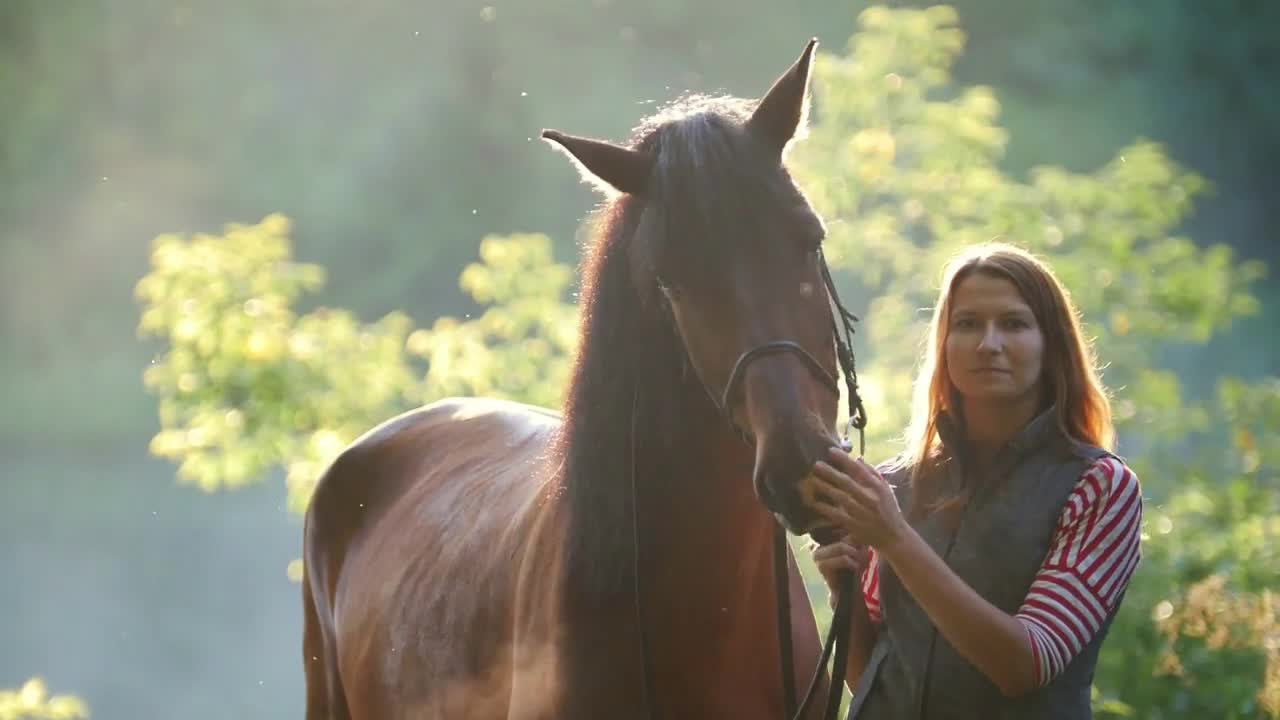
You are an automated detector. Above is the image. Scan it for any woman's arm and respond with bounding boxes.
[812,450,1144,697]
[1014,457,1143,686]
[876,523,1037,696]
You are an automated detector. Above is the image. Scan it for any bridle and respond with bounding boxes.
[717,253,867,447]
[630,249,868,720]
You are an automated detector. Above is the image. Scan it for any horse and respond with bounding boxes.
[302,39,861,719]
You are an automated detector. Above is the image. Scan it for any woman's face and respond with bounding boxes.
[944,272,1045,407]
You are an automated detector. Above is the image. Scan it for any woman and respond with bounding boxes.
[810,243,1142,718]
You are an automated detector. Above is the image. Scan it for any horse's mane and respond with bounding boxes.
[551,94,818,599]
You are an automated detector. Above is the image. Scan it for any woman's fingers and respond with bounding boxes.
[815,553,862,576]
[812,500,854,529]
[811,541,859,562]
[816,449,895,512]
[813,462,879,512]
[826,448,887,489]
[812,502,879,548]
[813,497,869,527]
[811,541,867,589]
[813,542,869,570]
[810,457,858,495]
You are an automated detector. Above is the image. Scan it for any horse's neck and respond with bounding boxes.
[635,430,784,674]
[638,434,771,589]
[549,385,794,715]
[618,363,782,621]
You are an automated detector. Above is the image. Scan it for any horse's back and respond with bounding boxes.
[304,397,562,719]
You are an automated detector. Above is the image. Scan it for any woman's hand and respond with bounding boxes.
[810,536,869,609]
[812,448,909,551]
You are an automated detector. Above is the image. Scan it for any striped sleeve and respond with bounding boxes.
[1015,457,1143,687]
[861,547,882,624]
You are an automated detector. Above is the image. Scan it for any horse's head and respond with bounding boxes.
[543,40,849,538]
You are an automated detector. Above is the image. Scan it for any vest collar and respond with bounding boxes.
[936,403,1062,471]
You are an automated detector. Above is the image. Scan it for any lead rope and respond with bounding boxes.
[776,536,857,720]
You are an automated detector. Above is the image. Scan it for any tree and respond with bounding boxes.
[0,679,88,720]
[135,5,1277,717]
[135,215,575,515]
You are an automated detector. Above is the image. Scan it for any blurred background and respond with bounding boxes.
[1,1,1277,718]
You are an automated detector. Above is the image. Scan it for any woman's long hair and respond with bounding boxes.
[900,243,1114,516]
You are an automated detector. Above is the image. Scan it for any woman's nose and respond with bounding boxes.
[977,324,1002,353]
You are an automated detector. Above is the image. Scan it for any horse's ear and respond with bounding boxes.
[746,38,818,154]
[541,129,650,196]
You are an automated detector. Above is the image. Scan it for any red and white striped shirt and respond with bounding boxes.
[859,456,1142,687]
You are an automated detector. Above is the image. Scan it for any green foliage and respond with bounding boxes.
[136,214,418,512]
[136,217,576,514]
[0,679,87,720]
[1092,684,1135,717]
[135,4,1276,717]
[1113,377,1280,718]
[407,233,578,410]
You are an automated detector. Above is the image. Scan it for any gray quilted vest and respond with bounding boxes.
[848,407,1122,720]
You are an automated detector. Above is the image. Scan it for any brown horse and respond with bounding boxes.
[302,40,853,719]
